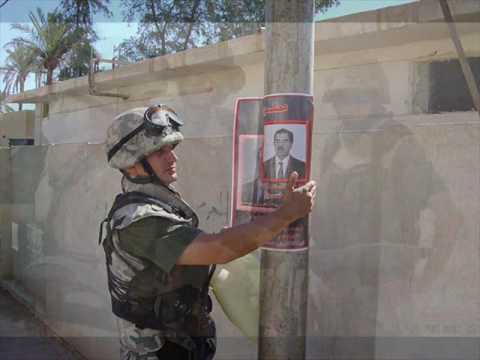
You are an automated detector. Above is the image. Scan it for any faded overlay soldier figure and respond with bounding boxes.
[309,63,461,358]
[100,105,316,359]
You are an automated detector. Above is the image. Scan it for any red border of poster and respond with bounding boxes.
[231,94,313,251]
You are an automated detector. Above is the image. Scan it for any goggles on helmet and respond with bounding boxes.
[107,104,183,162]
[144,104,184,135]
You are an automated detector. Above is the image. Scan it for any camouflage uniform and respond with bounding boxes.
[117,318,165,360]
[101,107,216,360]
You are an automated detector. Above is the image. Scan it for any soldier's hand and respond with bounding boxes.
[278,171,316,222]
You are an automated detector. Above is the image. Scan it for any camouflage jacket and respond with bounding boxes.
[100,180,216,358]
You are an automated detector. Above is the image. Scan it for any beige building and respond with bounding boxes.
[3,0,480,359]
[0,111,35,146]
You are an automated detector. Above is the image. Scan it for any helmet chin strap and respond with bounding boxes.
[120,158,160,185]
[140,158,158,183]
[121,171,153,185]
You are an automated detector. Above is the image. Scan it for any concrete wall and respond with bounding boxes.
[2,7,480,360]
[0,148,12,279]
[8,144,120,359]
[0,111,35,140]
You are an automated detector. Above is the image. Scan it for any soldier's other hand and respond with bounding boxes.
[279,172,316,222]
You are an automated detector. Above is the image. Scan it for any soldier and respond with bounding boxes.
[100,104,316,360]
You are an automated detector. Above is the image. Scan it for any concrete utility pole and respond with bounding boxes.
[259,1,314,359]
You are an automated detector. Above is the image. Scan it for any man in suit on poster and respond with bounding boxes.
[263,128,305,180]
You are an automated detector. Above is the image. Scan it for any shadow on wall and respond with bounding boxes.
[308,62,462,359]
[10,143,120,336]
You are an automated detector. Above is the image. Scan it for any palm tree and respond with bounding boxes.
[59,0,111,27]
[53,0,110,80]
[0,91,14,113]
[8,8,85,85]
[2,45,37,110]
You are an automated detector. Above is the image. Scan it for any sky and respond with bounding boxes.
[315,0,417,20]
[0,0,418,99]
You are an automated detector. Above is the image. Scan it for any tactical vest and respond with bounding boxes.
[99,191,216,354]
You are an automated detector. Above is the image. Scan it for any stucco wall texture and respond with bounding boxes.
[0,111,35,140]
[2,3,480,359]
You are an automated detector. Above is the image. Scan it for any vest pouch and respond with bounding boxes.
[112,300,150,327]
[190,336,216,360]
[155,285,200,325]
[204,294,212,313]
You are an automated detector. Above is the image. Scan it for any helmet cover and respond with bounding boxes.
[105,107,183,170]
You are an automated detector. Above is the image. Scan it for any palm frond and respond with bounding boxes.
[6,7,88,84]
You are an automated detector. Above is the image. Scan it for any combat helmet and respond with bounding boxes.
[106,104,184,182]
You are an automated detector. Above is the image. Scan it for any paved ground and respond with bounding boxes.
[0,288,83,360]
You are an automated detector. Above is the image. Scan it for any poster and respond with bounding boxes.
[231,94,313,250]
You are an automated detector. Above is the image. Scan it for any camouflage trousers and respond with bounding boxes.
[116,317,216,360]
[117,318,165,360]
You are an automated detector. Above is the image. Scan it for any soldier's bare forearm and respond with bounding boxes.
[214,208,296,262]
[177,208,295,265]
[177,174,315,266]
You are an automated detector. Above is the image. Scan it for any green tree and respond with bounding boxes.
[59,0,112,27]
[118,0,206,59]
[0,91,15,113]
[8,9,86,85]
[58,39,98,80]
[2,45,36,94]
[118,0,339,62]
[2,45,38,110]
[56,0,112,79]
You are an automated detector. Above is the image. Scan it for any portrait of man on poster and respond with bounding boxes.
[263,126,306,180]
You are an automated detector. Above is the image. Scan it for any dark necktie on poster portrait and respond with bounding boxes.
[277,161,284,179]
[264,156,306,180]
